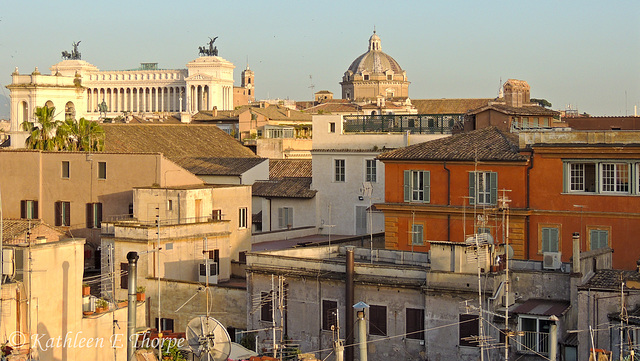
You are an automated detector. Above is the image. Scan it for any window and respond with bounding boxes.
[403,170,430,203]
[329,122,336,133]
[61,161,70,179]
[366,160,377,183]
[239,207,247,229]
[212,209,222,221]
[459,314,479,347]
[167,200,173,211]
[120,263,129,289]
[406,308,425,340]
[411,224,424,246]
[565,161,636,194]
[155,318,174,332]
[55,201,71,226]
[540,226,559,253]
[369,305,387,336]
[278,207,293,229]
[355,206,368,235]
[260,292,273,322]
[98,162,107,180]
[363,74,370,81]
[335,159,345,182]
[86,202,102,228]
[387,74,392,81]
[20,200,38,219]
[322,300,338,331]
[601,163,629,193]
[469,171,497,205]
[589,228,609,250]
[208,249,220,275]
[518,316,551,354]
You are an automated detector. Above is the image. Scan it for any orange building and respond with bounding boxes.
[377,127,640,269]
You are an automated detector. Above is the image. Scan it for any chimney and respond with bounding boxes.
[572,233,580,274]
[212,106,217,117]
[127,251,139,361]
[345,247,355,361]
[286,108,291,118]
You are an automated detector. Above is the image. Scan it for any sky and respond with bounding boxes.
[0,0,638,117]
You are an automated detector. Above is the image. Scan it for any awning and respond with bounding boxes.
[512,299,570,317]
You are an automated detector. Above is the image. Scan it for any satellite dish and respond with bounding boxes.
[186,316,231,361]
[465,233,494,245]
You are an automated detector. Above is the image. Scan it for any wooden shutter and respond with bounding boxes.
[96,203,102,228]
[278,208,284,229]
[489,172,498,205]
[55,201,62,226]
[21,200,26,219]
[468,172,476,205]
[64,202,70,226]
[33,201,38,219]
[423,171,430,203]
[404,170,411,202]
[369,305,387,336]
[86,203,94,228]
[120,263,129,289]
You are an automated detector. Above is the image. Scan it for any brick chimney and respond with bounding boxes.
[572,232,580,273]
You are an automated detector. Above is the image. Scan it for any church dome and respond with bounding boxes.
[346,32,404,75]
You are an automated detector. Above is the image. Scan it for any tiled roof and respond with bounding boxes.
[378,126,525,162]
[192,110,239,122]
[304,102,361,114]
[512,299,570,317]
[173,157,267,176]
[1,219,65,244]
[412,98,494,115]
[103,124,261,175]
[269,159,312,179]
[580,269,640,290]
[249,105,312,122]
[468,103,560,116]
[252,177,316,199]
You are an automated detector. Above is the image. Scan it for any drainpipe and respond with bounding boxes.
[127,251,139,361]
[345,247,355,361]
[525,150,534,209]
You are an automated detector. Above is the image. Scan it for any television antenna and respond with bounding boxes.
[185,316,231,361]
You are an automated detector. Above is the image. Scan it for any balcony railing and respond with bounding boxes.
[518,331,549,355]
[343,114,461,134]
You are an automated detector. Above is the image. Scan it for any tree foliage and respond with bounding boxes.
[530,98,552,108]
[21,105,104,151]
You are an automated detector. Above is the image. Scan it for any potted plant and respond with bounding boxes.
[95,298,108,313]
[82,283,91,297]
[136,286,145,302]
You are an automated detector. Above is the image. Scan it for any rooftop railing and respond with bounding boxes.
[343,114,462,134]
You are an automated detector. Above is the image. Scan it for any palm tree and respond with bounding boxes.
[21,106,62,150]
[57,117,105,151]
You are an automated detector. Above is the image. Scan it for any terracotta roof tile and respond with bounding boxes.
[581,269,640,290]
[269,159,312,179]
[468,103,560,116]
[378,126,525,162]
[252,177,316,199]
[1,219,65,244]
[103,124,261,175]
[412,98,494,114]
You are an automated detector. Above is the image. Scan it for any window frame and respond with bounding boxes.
[86,202,103,228]
[278,207,293,229]
[411,223,424,246]
[21,200,38,220]
[469,171,497,205]
[406,308,425,340]
[334,159,345,182]
[587,226,610,250]
[368,305,387,336]
[55,201,71,227]
[239,207,248,229]
[538,224,561,254]
[260,291,273,322]
[61,161,70,179]
[365,159,377,183]
[322,300,338,331]
[564,160,638,195]
[459,313,479,347]
[97,161,107,180]
[403,170,430,203]
[517,315,552,355]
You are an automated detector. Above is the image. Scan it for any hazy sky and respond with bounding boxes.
[1,0,638,116]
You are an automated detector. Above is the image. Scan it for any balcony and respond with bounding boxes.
[343,114,460,134]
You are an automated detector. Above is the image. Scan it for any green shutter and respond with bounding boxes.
[404,170,411,202]
[278,208,283,229]
[562,162,568,192]
[468,172,476,205]
[550,228,559,252]
[423,171,430,203]
[490,172,498,205]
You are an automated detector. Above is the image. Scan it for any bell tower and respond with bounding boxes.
[241,66,255,103]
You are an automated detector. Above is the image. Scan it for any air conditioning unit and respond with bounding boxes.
[198,261,218,284]
[543,252,562,270]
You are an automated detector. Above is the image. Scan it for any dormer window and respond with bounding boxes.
[364,74,370,81]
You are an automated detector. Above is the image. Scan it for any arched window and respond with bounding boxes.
[45,100,54,109]
[65,102,75,120]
